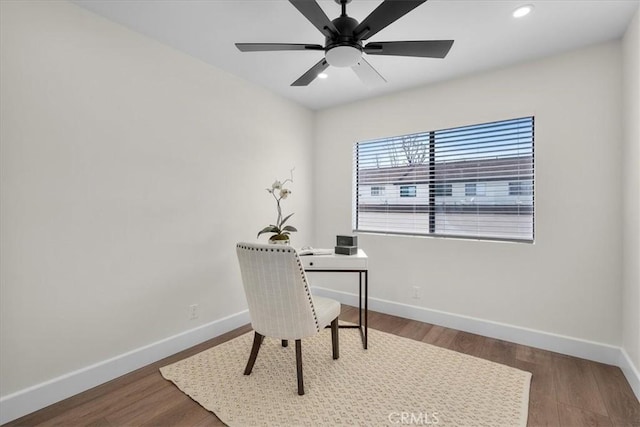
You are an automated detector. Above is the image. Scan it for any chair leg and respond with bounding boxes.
[244,331,263,375]
[282,339,288,347]
[295,339,304,395]
[331,317,339,360]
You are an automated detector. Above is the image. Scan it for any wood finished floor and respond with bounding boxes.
[4,305,639,427]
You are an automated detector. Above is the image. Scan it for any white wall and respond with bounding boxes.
[314,41,623,346]
[0,0,313,398]
[622,8,640,377]
[1,0,637,419]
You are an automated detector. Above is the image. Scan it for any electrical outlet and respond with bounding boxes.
[189,304,199,320]
[412,286,421,299]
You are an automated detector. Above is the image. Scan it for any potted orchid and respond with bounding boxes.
[257,171,297,244]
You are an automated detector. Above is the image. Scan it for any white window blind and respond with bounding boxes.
[353,117,534,242]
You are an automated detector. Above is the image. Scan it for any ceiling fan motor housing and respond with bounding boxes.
[325,15,363,67]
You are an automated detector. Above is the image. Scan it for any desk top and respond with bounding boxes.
[299,249,368,271]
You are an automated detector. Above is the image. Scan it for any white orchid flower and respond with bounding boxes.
[258,169,297,242]
[280,188,291,199]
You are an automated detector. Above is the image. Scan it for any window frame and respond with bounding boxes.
[353,117,535,243]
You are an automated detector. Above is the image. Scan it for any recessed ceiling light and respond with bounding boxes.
[318,73,328,79]
[513,4,534,18]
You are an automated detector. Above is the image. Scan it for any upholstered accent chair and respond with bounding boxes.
[236,242,341,395]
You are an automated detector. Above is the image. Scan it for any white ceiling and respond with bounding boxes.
[73,0,639,111]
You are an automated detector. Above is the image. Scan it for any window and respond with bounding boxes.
[371,186,385,196]
[353,117,534,242]
[465,183,487,197]
[509,181,533,196]
[465,183,477,196]
[434,183,452,197]
[399,185,417,197]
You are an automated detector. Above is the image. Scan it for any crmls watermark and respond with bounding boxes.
[388,411,439,425]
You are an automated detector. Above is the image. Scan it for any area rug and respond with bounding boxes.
[160,327,531,426]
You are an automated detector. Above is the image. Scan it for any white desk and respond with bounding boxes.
[300,249,369,349]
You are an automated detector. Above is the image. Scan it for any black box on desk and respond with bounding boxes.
[336,235,357,247]
[335,245,358,255]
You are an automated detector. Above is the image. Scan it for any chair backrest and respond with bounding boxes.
[236,242,320,339]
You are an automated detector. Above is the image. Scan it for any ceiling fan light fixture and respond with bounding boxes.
[513,4,534,18]
[237,0,454,87]
[318,72,328,79]
[325,45,362,68]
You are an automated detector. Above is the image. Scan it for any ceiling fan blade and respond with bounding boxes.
[289,0,338,38]
[291,58,329,86]
[365,40,454,58]
[236,43,324,52]
[352,58,386,86]
[353,0,427,41]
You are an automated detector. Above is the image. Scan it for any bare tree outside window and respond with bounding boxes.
[385,135,429,167]
[401,135,428,165]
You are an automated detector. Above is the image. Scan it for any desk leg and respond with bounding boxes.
[358,271,368,350]
[364,271,368,349]
[308,269,368,350]
[358,276,362,328]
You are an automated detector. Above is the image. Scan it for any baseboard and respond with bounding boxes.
[312,286,640,400]
[0,310,250,424]
[619,348,640,400]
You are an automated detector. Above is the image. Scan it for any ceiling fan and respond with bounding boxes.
[235,0,454,87]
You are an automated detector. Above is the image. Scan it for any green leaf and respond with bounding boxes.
[280,212,295,226]
[282,225,297,233]
[257,225,279,238]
